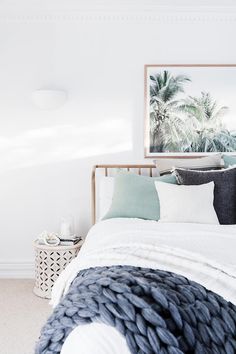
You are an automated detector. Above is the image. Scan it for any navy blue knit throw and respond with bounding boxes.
[36,265,236,354]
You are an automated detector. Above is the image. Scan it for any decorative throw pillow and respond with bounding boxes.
[223,155,236,168]
[153,154,222,175]
[98,177,115,220]
[174,167,236,224]
[103,172,176,221]
[155,181,219,224]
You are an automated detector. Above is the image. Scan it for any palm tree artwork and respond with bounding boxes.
[149,70,236,153]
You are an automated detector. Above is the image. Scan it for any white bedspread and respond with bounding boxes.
[50,218,236,354]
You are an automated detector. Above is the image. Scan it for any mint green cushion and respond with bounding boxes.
[223,155,236,168]
[103,172,177,221]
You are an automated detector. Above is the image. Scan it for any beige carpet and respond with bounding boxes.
[0,279,52,354]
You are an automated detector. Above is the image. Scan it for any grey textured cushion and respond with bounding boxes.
[154,154,222,175]
[174,167,236,225]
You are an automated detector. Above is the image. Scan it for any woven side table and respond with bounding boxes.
[33,240,83,299]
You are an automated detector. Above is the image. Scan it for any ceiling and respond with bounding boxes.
[0,0,236,13]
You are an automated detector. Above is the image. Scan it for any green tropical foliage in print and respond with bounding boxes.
[149,70,236,153]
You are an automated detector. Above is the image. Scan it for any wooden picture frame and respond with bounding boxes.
[144,64,236,158]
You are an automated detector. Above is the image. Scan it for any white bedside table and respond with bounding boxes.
[33,240,83,299]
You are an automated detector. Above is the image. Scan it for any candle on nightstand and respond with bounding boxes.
[60,216,74,239]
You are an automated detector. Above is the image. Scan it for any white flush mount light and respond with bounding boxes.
[32,89,68,110]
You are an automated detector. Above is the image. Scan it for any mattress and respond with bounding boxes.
[50,218,236,354]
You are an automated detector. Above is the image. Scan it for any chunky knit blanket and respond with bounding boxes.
[36,265,236,354]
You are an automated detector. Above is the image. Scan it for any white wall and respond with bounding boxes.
[0,1,235,276]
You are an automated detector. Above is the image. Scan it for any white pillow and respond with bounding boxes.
[153,154,222,175]
[97,177,114,220]
[155,181,219,224]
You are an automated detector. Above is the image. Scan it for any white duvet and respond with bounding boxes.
[50,218,236,354]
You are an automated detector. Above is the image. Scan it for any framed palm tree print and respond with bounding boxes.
[144,64,236,157]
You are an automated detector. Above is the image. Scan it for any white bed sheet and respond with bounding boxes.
[51,218,236,354]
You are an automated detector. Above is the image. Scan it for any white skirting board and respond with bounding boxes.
[0,261,34,278]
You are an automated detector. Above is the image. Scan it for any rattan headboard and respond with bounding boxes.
[91,164,156,224]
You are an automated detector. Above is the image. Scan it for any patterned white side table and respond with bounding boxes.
[33,240,83,299]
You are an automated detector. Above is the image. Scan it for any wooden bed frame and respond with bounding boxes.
[91,164,156,224]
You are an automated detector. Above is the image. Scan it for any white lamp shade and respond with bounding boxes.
[32,89,67,110]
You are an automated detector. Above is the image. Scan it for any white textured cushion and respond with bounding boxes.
[97,177,114,220]
[153,154,222,175]
[155,181,219,224]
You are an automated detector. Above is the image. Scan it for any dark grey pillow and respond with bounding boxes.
[174,167,236,225]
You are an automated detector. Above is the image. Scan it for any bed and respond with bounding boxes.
[36,164,236,354]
